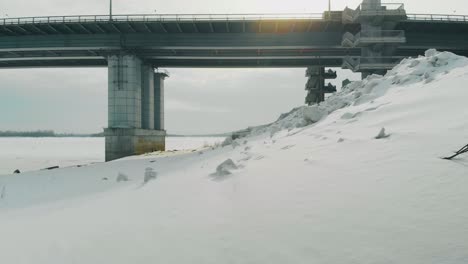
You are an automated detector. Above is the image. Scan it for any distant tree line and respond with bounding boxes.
[0,130,104,137]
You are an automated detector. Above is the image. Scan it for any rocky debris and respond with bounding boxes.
[42,166,59,171]
[144,168,157,184]
[117,173,129,182]
[211,159,238,178]
[375,128,390,139]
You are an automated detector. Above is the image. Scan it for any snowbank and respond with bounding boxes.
[0,50,468,264]
[235,49,468,140]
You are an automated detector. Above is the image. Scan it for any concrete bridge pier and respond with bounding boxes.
[104,54,166,161]
[305,66,337,105]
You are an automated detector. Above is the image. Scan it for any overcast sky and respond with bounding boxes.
[0,0,465,134]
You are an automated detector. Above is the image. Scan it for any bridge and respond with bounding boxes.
[2,0,468,161]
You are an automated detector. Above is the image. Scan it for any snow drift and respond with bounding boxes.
[1,50,468,264]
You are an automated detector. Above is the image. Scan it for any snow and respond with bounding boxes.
[0,136,223,175]
[1,50,468,263]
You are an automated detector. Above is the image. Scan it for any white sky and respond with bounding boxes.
[0,0,465,134]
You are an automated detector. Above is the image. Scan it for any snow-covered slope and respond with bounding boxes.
[1,50,468,264]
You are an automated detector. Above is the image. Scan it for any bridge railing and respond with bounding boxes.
[1,12,468,26]
[0,13,325,25]
[407,14,468,22]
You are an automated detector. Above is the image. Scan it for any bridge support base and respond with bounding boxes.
[105,128,166,162]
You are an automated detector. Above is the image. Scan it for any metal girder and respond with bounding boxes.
[29,24,47,34]
[11,25,30,34]
[46,24,61,34]
[142,23,153,33]
[109,23,121,33]
[192,22,198,33]
[209,22,214,33]
[0,47,121,52]
[94,24,107,33]
[62,24,76,34]
[148,44,346,50]
[159,22,168,33]
[147,55,348,60]
[127,22,137,33]
[0,56,104,62]
[46,50,59,56]
[7,51,21,56]
[76,23,92,34]
[290,21,297,33]
[1,26,19,36]
[307,20,314,32]
[175,22,183,33]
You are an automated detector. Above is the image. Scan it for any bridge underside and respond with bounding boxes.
[0,17,468,68]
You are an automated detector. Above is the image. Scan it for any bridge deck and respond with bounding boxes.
[0,13,467,68]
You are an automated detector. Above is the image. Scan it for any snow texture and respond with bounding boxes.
[0,50,468,264]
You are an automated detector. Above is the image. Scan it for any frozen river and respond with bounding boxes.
[0,137,224,175]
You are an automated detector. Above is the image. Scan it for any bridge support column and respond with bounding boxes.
[105,54,166,161]
[305,66,337,105]
[154,72,168,130]
[141,64,155,130]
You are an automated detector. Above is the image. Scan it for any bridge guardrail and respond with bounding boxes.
[0,13,325,25]
[407,14,468,22]
[1,12,468,26]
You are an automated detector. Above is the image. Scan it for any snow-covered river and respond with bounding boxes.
[0,137,224,175]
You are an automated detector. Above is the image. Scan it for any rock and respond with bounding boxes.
[337,138,345,143]
[144,168,157,184]
[231,140,240,149]
[221,137,233,147]
[212,159,238,177]
[117,173,129,182]
[375,128,390,139]
[43,166,59,171]
[13,169,20,174]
